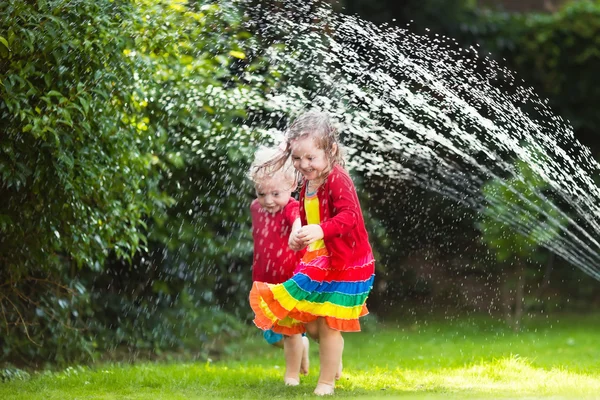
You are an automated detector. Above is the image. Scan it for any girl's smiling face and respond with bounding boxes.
[290,136,333,183]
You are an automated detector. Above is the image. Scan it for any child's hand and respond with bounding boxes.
[296,224,324,245]
[289,229,305,251]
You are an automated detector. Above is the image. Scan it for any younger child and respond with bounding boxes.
[248,146,309,386]
[250,112,376,396]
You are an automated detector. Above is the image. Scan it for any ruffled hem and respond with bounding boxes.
[250,282,370,334]
[249,256,375,334]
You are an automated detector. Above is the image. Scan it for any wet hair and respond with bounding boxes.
[256,111,345,180]
[285,111,345,167]
[248,145,296,190]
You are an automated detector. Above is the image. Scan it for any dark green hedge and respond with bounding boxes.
[472,1,600,154]
[0,0,272,367]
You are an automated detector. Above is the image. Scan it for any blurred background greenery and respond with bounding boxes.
[1,0,599,371]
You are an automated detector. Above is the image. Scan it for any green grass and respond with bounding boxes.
[3,313,600,399]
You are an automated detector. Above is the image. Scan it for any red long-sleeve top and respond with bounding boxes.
[299,165,373,270]
[251,198,302,283]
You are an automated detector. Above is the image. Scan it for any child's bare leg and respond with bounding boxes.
[314,318,343,396]
[335,336,344,380]
[283,334,303,386]
[305,320,319,342]
[300,335,310,375]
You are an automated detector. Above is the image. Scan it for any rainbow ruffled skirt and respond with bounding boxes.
[249,247,375,335]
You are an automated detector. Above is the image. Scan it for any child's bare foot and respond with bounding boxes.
[335,359,343,380]
[284,377,300,386]
[300,336,310,375]
[314,382,334,396]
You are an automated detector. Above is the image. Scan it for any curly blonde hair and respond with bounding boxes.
[248,145,297,189]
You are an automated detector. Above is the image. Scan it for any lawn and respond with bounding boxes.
[3,313,600,399]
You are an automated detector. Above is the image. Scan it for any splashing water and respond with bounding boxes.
[239,0,600,279]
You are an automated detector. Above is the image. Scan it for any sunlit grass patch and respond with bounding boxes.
[3,358,600,399]
[3,314,600,399]
[313,356,599,398]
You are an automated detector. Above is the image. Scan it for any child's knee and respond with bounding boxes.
[305,322,319,341]
[317,319,341,338]
[283,334,302,343]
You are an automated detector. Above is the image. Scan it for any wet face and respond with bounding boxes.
[290,136,333,183]
[255,174,293,214]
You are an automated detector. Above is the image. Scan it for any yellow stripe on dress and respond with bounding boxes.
[294,299,364,319]
[271,284,299,311]
[260,286,302,327]
[304,193,325,252]
[259,296,277,323]
[278,315,301,328]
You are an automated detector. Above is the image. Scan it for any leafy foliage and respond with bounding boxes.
[0,0,168,366]
[105,0,277,348]
[471,1,600,154]
[478,157,567,329]
[478,159,565,263]
[0,0,272,365]
[343,0,600,309]
[3,0,600,367]
[0,0,161,270]
[466,2,600,313]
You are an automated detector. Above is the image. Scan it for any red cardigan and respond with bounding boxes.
[299,165,373,270]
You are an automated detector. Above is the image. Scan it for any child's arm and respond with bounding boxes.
[288,218,305,251]
[318,171,359,238]
[291,217,302,232]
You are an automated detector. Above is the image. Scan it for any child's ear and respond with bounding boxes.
[331,143,338,157]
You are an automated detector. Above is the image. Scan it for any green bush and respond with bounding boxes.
[0,0,168,366]
[0,0,276,366]
[104,0,275,351]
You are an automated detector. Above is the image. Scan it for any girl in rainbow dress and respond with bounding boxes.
[250,111,375,396]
